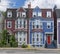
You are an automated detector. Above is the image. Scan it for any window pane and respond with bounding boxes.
[24,38,25,41]
[37,25,39,28]
[33,38,35,41]
[37,38,39,41]
[20,38,21,41]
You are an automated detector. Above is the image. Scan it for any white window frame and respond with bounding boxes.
[47,11,51,18]
[17,12,18,17]
[7,11,12,18]
[32,21,35,29]
[19,32,27,45]
[40,22,43,29]
[40,33,43,44]
[33,12,37,17]
[47,22,51,29]
[38,12,42,17]
[22,12,26,17]
[7,21,12,28]
[15,19,27,29]
[25,20,27,29]
[17,12,21,17]
[36,20,40,29]
[32,33,43,45]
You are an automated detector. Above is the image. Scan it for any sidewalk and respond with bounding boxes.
[0,48,59,51]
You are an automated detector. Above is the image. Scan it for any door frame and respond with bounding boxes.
[46,34,52,45]
[47,36,51,44]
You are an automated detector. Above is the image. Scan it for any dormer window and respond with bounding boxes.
[7,11,12,18]
[33,12,36,17]
[38,12,42,17]
[47,11,51,18]
[47,22,51,29]
[22,12,26,17]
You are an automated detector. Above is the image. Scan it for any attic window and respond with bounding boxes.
[38,12,42,17]
[22,12,26,17]
[7,11,12,18]
[33,12,37,17]
[47,11,51,18]
[47,22,51,29]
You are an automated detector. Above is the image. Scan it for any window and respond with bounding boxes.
[37,33,39,37]
[47,22,51,29]
[40,22,43,28]
[24,38,25,41]
[24,20,26,28]
[32,33,35,42]
[7,21,12,28]
[16,21,18,28]
[37,25,39,28]
[38,12,42,17]
[37,33,39,41]
[32,21,35,29]
[20,20,22,28]
[7,11,12,17]
[22,12,26,17]
[37,38,39,41]
[33,12,37,17]
[47,11,51,17]
[17,12,18,17]
[20,38,21,41]
[33,38,35,41]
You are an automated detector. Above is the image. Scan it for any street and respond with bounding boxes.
[0,49,59,54]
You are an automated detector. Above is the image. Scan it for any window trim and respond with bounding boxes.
[47,11,51,18]
[38,12,42,17]
[22,12,26,18]
[33,12,37,17]
[47,22,51,29]
[7,11,12,18]
[7,21,12,28]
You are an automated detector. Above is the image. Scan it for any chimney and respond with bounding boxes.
[28,2,31,8]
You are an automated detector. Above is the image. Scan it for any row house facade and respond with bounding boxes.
[29,7,54,48]
[4,4,55,48]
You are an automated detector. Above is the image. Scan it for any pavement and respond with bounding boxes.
[0,47,59,51]
[0,48,59,54]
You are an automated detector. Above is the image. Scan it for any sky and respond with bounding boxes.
[0,0,60,11]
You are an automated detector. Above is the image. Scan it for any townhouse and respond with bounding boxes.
[29,6,54,48]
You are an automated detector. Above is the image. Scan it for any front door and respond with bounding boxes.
[47,36,51,44]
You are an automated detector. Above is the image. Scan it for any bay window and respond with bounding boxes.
[15,19,27,29]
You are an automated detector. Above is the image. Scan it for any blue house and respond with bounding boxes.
[29,6,55,48]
